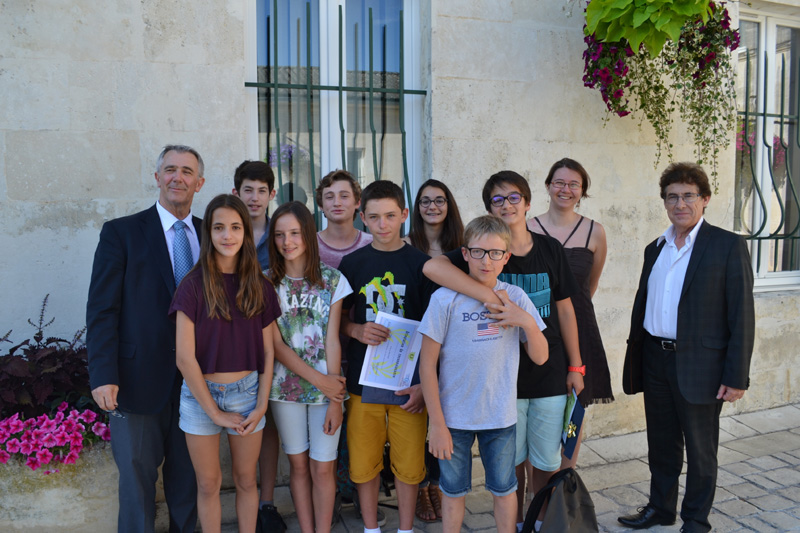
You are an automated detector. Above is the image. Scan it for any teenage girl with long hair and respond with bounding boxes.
[405,178,465,258]
[267,201,352,533]
[171,194,281,533]
[405,179,465,522]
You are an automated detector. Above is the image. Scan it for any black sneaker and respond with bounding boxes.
[256,504,287,533]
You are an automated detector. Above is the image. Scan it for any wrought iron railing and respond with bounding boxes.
[245,1,427,224]
[736,50,800,277]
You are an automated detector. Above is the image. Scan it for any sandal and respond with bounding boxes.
[429,484,443,520]
[415,485,437,523]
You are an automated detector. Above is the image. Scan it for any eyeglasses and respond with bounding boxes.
[490,193,523,207]
[665,193,703,205]
[419,196,447,208]
[465,247,507,261]
[551,180,582,191]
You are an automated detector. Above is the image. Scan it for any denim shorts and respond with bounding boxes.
[438,425,517,498]
[179,371,266,436]
[270,401,341,461]
[515,395,567,471]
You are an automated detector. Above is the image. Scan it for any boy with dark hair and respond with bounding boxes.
[424,170,583,533]
[316,169,373,268]
[232,159,285,531]
[338,179,434,533]
[233,160,276,270]
[420,215,548,533]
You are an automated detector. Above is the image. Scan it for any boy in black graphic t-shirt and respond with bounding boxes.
[424,170,582,530]
[338,180,434,533]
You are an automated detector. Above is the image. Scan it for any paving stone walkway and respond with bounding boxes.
[221,404,800,531]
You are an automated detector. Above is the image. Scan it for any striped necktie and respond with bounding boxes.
[173,220,193,285]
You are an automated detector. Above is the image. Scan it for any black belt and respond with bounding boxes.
[647,333,676,351]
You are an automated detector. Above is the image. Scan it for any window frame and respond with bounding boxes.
[738,6,800,291]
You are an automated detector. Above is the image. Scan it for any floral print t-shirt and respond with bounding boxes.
[269,262,352,404]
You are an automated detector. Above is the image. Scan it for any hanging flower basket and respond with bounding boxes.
[583,0,740,189]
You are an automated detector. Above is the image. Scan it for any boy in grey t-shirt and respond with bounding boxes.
[419,216,548,533]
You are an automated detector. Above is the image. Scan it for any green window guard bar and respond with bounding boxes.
[245,1,427,225]
[736,51,800,275]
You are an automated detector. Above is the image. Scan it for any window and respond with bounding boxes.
[736,6,800,288]
[245,0,426,224]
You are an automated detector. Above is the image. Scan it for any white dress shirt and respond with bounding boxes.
[155,200,201,270]
[643,218,705,340]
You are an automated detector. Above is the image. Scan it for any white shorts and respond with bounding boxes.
[270,401,341,462]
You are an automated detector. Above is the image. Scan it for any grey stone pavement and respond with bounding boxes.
[220,404,800,532]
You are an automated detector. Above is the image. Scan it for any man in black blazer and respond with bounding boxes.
[87,145,206,533]
[619,162,755,533]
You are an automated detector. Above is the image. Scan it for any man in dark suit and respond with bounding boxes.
[87,145,206,533]
[619,162,755,533]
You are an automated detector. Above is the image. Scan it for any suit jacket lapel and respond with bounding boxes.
[680,221,711,299]
[143,205,177,294]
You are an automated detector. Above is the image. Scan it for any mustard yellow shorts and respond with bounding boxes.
[345,394,427,485]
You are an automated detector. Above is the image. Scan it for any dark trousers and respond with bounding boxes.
[643,337,723,533]
[109,393,197,533]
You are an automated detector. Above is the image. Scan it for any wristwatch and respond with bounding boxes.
[568,365,586,376]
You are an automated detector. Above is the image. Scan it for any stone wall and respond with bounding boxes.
[1,0,797,450]
[426,0,800,438]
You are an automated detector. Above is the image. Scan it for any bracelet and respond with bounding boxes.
[568,365,586,376]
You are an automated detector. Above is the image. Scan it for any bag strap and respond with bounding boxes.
[521,468,575,533]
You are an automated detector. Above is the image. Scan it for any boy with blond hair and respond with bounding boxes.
[419,215,548,533]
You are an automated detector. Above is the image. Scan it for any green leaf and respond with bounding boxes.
[644,30,669,58]
[632,8,651,28]
[626,24,650,52]
[660,17,686,41]
[606,18,626,42]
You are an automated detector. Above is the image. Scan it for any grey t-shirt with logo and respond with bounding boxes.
[419,280,545,431]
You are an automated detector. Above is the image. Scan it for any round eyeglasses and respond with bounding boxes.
[551,180,582,191]
[665,193,703,205]
[490,193,523,207]
[419,196,447,208]
[465,247,507,261]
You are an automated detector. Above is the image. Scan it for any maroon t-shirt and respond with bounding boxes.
[169,268,281,374]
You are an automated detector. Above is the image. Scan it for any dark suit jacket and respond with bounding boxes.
[86,205,202,415]
[622,221,755,404]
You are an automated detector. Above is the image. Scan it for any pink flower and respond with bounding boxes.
[68,409,80,420]
[70,441,83,454]
[0,428,10,443]
[41,432,57,448]
[43,469,60,475]
[92,422,107,437]
[67,432,83,447]
[53,430,69,446]
[79,410,98,424]
[40,417,57,432]
[100,427,111,441]
[62,450,79,465]
[57,402,69,412]
[53,412,65,424]
[26,456,41,471]
[0,450,10,464]
[6,438,20,453]
[20,440,35,455]
[7,417,24,434]
[36,449,54,465]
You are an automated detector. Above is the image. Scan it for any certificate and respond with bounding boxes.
[358,311,423,391]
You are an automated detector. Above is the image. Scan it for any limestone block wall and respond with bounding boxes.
[0,1,252,343]
[427,0,800,437]
[0,0,796,449]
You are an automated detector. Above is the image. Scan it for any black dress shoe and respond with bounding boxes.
[618,504,676,529]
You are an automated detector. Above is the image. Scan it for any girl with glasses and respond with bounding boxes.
[404,178,465,522]
[527,158,614,468]
[405,179,465,258]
